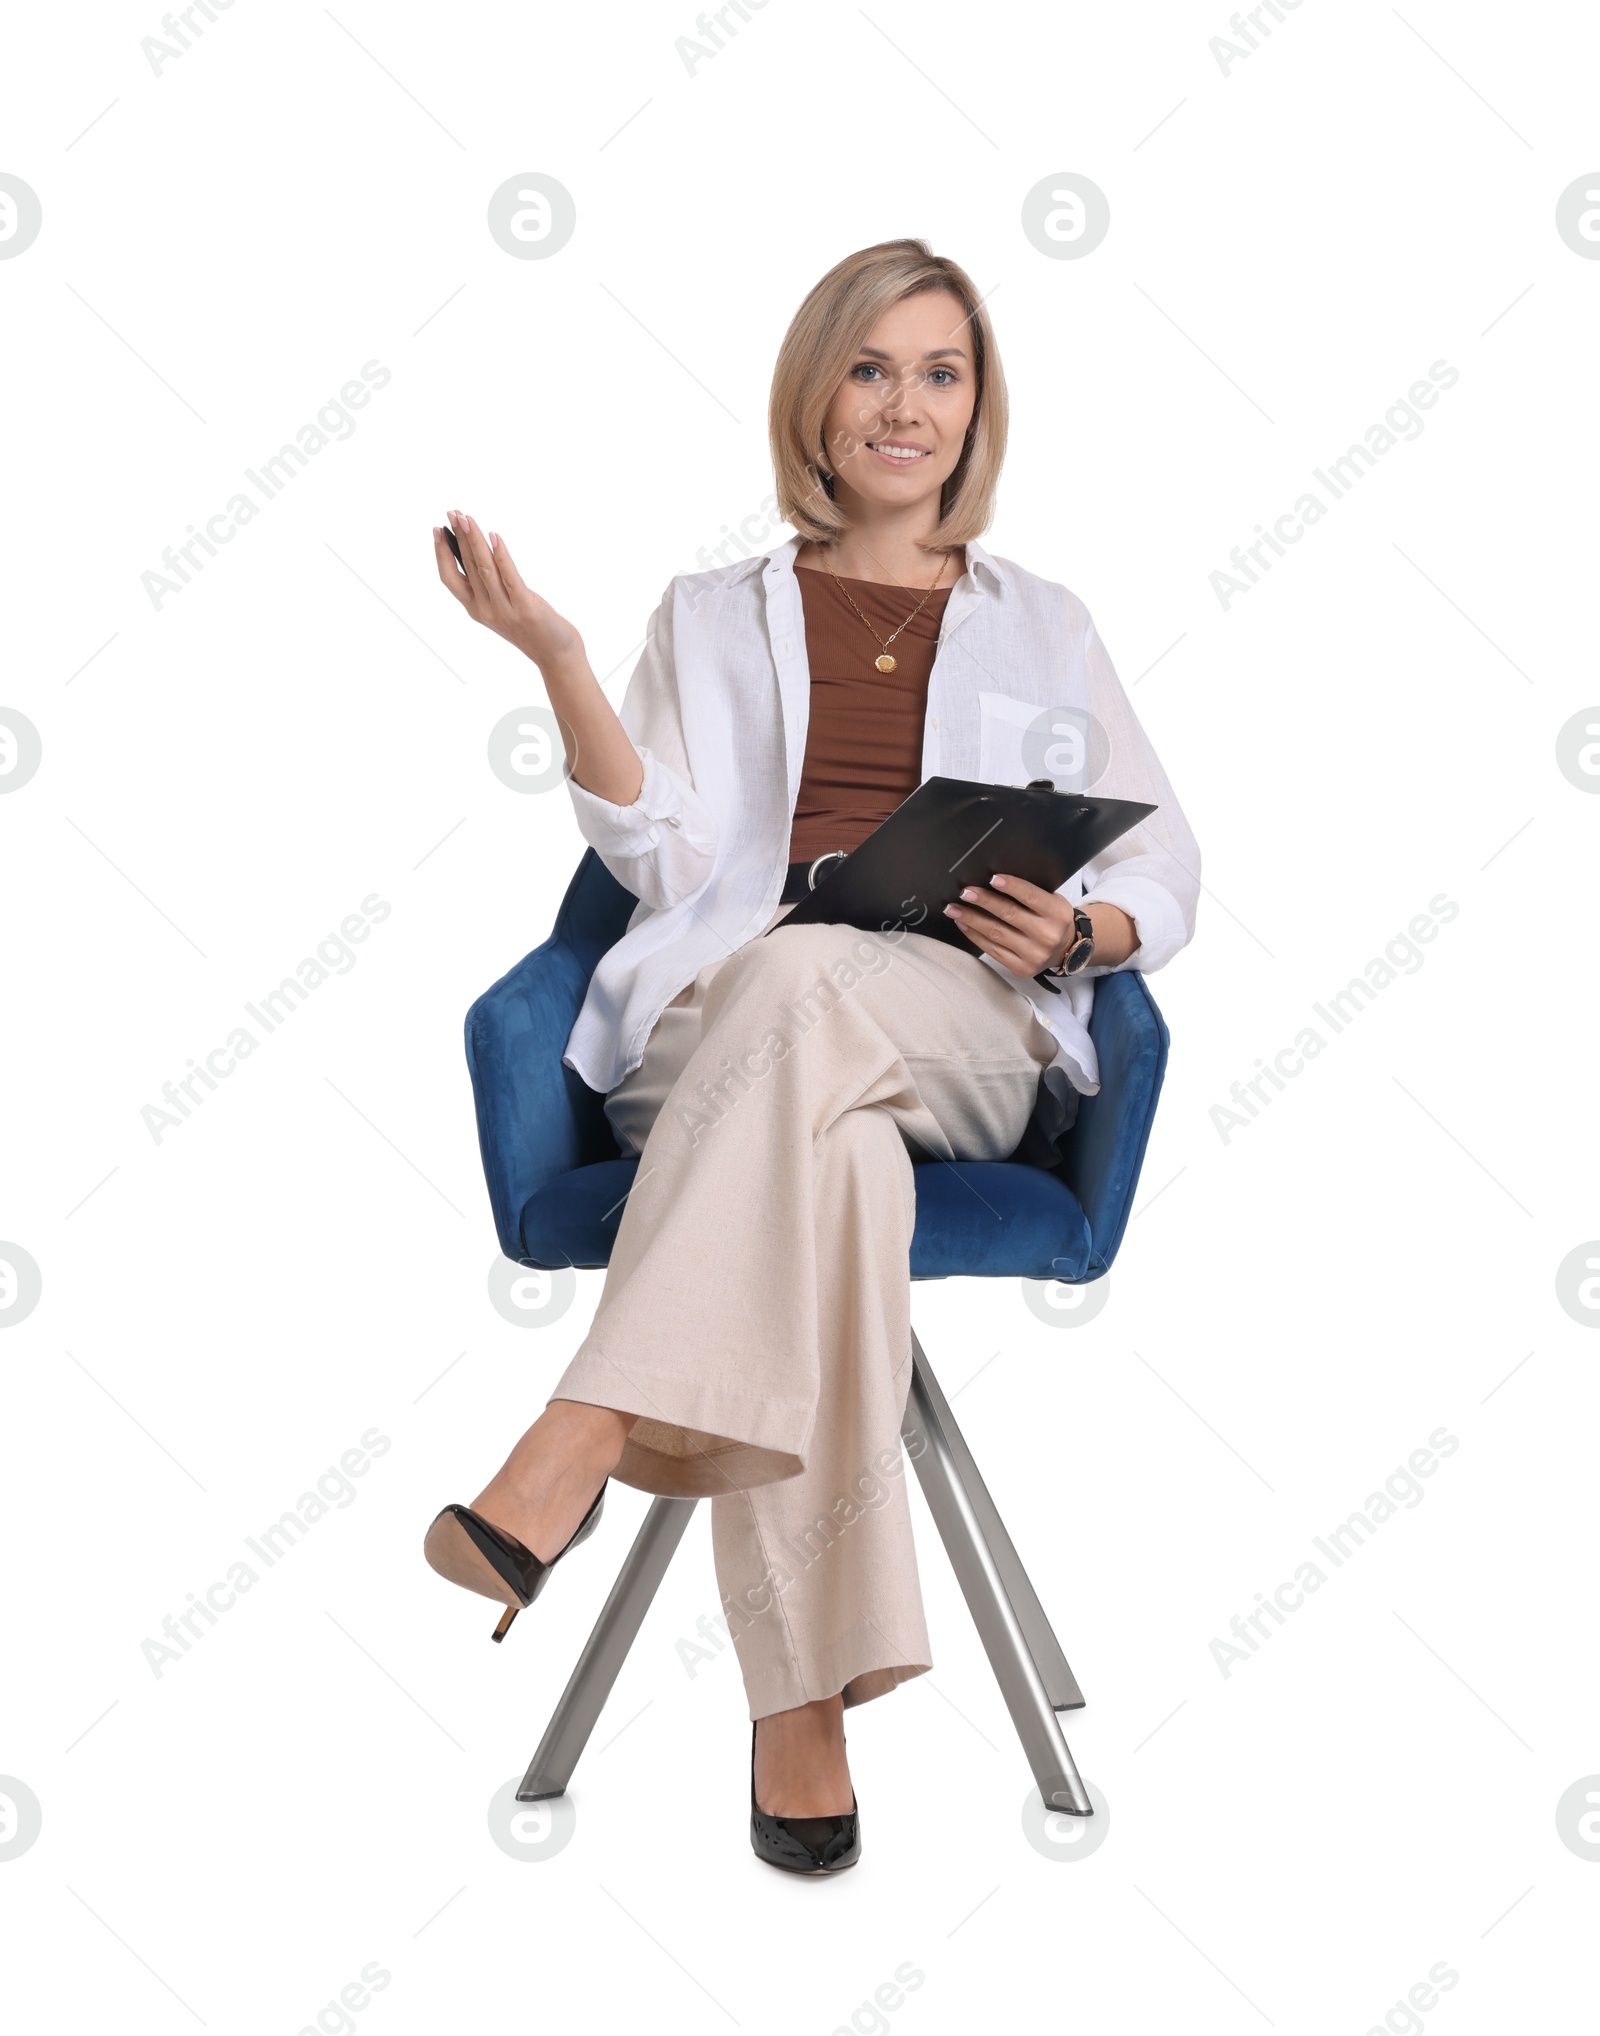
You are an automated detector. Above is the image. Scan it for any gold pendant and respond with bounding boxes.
[875,653,897,673]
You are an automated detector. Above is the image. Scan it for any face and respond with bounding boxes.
[818,288,978,519]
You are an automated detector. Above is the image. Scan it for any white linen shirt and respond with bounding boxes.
[562,533,1199,1120]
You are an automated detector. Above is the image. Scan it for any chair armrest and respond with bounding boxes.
[1056,970,1170,1278]
[464,851,637,1263]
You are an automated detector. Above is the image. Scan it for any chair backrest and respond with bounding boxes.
[466,850,1168,1276]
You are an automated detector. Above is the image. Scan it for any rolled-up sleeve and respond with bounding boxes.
[564,587,718,910]
[1074,617,1201,977]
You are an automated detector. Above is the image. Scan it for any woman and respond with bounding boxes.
[424,239,1199,1875]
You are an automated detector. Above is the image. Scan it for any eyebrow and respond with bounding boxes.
[856,345,968,362]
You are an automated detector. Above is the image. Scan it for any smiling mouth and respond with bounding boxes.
[867,442,930,462]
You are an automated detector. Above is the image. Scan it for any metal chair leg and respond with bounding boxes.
[901,1339,1093,1815]
[517,1494,698,1802]
[907,1334,1085,1711]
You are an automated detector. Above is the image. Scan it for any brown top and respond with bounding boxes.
[787,567,953,864]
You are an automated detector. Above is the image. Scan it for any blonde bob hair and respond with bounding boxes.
[768,239,1007,552]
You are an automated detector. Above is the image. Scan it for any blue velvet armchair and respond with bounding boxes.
[466,849,1169,1285]
[462,849,1170,1817]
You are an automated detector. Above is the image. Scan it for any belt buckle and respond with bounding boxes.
[807,850,847,891]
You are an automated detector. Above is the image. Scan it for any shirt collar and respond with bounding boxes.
[962,537,1008,590]
[728,530,1008,590]
[725,535,799,584]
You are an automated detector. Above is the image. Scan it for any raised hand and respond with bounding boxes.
[433,510,582,673]
[429,510,643,806]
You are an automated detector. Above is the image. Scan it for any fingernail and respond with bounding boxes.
[960,887,977,901]
[944,905,961,918]
[993,874,1009,888]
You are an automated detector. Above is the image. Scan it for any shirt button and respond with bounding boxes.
[931,717,939,730]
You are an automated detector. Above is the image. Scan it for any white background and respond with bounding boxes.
[3,0,1598,2029]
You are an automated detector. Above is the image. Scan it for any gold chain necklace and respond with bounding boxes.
[822,557,948,673]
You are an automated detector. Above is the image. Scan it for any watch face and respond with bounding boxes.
[1063,935,1094,975]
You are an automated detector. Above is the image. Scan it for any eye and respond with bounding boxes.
[850,362,885,382]
[927,368,958,387]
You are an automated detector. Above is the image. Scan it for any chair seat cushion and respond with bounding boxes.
[517,1156,1093,1284]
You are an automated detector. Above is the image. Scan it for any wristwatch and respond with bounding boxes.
[1034,906,1095,993]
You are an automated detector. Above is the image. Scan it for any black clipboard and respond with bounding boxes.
[772,775,1155,972]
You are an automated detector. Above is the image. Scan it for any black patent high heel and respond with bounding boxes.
[748,1721,861,1875]
[423,1482,606,1641]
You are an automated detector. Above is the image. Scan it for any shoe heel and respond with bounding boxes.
[424,1484,608,1640]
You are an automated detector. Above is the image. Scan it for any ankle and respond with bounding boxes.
[543,1400,634,1469]
[471,1402,632,1549]
[753,1699,853,1816]
[756,1697,847,1760]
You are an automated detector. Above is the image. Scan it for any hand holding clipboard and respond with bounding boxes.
[772,776,1155,985]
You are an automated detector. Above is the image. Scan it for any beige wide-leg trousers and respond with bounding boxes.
[548,913,1057,1719]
